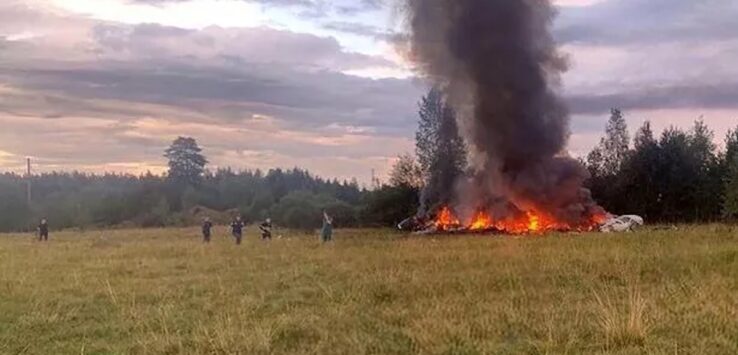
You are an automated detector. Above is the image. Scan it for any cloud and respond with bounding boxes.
[0,2,420,181]
[556,0,738,46]
[321,21,395,41]
[552,0,738,128]
[1,61,420,133]
[4,0,738,179]
[128,0,385,18]
[90,23,395,70]
[568,82,738,115]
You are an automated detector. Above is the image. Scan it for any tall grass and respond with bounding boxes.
[0,225,736,354]
[593,285,649,349]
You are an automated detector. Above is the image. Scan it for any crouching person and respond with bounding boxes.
[259,218,272,240]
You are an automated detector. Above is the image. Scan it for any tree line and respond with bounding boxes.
[0,167,371,232]
[0,137,377,232]
[0,90,457,233]
[584,109,738,222]
[3,88,737,232]
[383,94,738,226]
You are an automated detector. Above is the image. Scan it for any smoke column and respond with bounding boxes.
[403,0,605,224]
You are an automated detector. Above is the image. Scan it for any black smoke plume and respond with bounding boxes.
[402,0,606,225]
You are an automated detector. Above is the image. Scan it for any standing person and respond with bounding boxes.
[320,210,333,243]
[259,218,272,240]
[230,216,245,245]
[37,219,49,242]
[202,217,213,243]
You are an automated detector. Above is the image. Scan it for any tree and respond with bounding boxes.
[688,120,722,220]
[599,108,630,176]
[585,109,630,213]
[722,155,738,220]
[164,137,208,186]
[724,127,738,167]
[585,147,605,180]
[619,121,660,218]
[415,87,467,211]
[655,127,697,221]
[416,88,444,174]
[0,180,31,231]
[389,154,424,189]
[361,185,419,227]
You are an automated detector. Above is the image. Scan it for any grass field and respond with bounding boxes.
[0,226,736,354]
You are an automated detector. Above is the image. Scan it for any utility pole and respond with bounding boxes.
[371,169,377,190]
[26,157,31,204]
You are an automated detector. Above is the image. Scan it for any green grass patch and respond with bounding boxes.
[0,226,736,354]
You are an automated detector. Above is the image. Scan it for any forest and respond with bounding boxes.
[1,90,737,232]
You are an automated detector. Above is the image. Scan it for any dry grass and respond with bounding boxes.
[0,225,736,354]
[593,286,649,349]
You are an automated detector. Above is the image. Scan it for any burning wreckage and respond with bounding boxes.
[396,0,645,235]
[398,208,643,235]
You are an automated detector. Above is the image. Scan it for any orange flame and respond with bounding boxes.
[470,211,493,231]
[434,206,460,231]
[527,212,540,232]
[432,206,603,234]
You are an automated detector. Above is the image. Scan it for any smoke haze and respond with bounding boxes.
[403,0,606,225]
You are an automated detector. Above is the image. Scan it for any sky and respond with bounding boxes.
[1,0,738,184]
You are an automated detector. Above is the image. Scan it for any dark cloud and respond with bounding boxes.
[0,62,420,134]
[90,23,394,70]
[568,82,738,115]
[0,18,420,137]
[0,1,407,179]
[556,0,738,45]
[4,0,738,177]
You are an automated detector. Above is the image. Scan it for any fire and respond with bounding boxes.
[434,206,460,231]
[431,206,602,234]
[469,211,493,231]
[527,212,540,232]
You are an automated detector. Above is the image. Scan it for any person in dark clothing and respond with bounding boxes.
[320,211,333,243]
[230,216,245,245]
[259,218,272,240]
[202,217,213,243]
[37,219,49,241]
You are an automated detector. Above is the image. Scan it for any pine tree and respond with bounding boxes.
[722,155,738,220]
[600,108,630,176]
[688,120,721,220]
[164,137,208,186]
[585,109,630,213]
[414,87,467,210]
[415,88,444,174]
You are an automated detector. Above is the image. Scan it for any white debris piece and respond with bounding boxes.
[599,215,644,233]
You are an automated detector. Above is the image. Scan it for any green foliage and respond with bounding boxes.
[602,109,630,175]
[164,136,208,186]
[271,190,357,231]
[415,87,467,208]
[361,185,419,227]
[1,227,736,353]
[0,168,374,232]
[586,114,729,222]
[389,154,423,189]
[722,156,738,219]
[586,109,631,214]
[0,179,31,231]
